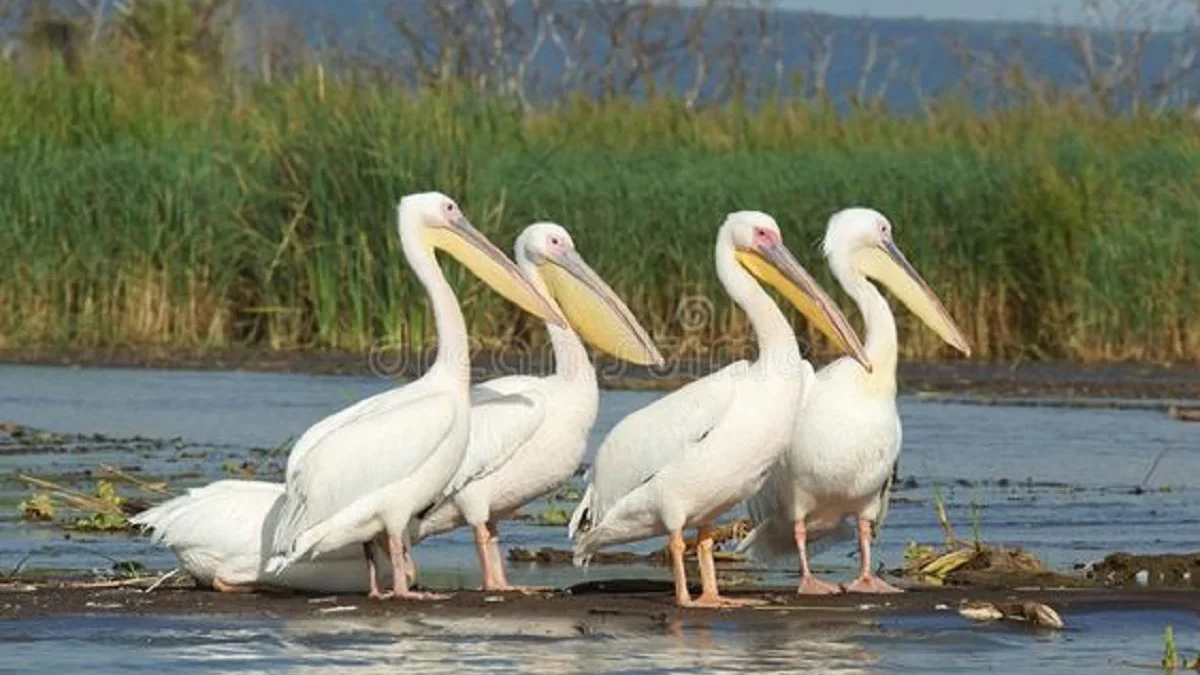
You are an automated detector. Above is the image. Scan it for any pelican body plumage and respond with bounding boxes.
[738,208,971,595]
[130,480,390,594]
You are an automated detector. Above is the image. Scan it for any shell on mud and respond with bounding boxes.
[958,601,1004,622]
[958,600,1064,630]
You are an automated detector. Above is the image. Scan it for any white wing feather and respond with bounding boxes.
[271,390,457,557]
[583,361,748,530]
[131,480,283,558]
[439,377,546,499]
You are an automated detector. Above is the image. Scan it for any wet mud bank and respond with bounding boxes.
[2,578,1198,626]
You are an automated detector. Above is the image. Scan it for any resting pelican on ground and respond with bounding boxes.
[263,191,564,600]
[412,222,663,590]
[130,480,392,594]
[738,207,970,594]
[567,211,870,608]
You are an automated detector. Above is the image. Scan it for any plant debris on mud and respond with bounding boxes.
[1082,552,1200,589]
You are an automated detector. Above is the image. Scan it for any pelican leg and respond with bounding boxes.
[486,521,510,589]
[212,577,255,594]
[695,525,764,607]
[405,544,419,588]
[389,533,449,600]
[364,538,389,600]
[485,521,552,593]
[473,523,502,590]
[668,529,694,607]
[794,520,841,595]
[843,517,902,594]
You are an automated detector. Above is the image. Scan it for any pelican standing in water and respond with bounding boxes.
[738,207,970,594]
[263,192,565,600]
[412,222,662,590]
[132,221,657,595]
[568,211,870,608]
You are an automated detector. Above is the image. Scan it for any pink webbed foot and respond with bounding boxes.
[842,575,903,594]
[689,594,765,608]
[797,575,843,595]
[212,577,256,594]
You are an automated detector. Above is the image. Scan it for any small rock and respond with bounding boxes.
[1135,569,1149,585]
[316,605,358,614]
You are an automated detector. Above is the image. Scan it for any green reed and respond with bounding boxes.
[1,64,1197,363]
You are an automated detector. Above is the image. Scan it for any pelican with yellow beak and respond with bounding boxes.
[413,222,662,590]
[265,192,565,600]
[569,211,870,608]
[739,207,971,594]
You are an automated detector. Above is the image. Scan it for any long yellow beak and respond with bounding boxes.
[736,243,871,371]
[429,218,567,328]
[855,239,971,356]
[538,249,664,366]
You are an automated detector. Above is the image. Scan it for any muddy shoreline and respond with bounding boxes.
[4,347,1200,400]
[3,577,1198,625]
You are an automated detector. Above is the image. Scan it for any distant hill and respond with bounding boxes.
[256,0,1198,111]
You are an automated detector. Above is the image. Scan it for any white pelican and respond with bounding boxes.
[738,207,970,594]
[412,222,663,590]
[130,480,391,594]
[567,211,870,608]
[263,191,565,600]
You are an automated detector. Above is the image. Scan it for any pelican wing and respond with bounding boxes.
[271,390,457,558]
[283,386,407,485]
[439,376,547,500]
[585,361,749,527]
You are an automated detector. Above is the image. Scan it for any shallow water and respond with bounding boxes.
[2,363,1199,672]
[2,607,1197,674]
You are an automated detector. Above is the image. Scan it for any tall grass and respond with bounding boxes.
[1,64,1197,363]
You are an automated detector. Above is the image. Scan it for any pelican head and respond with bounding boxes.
[722,211,871,371]
[516,222,663,366]
[824,207,970,356]
[398,192,565,327]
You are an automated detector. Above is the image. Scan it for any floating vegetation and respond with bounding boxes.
[900,486,1074,587]
[0,422,69,446]
[548,485,583,503]
[16,475,154,533]
[222,460,259,478]
[18,494,55,521]
[508,547,642,566]
[534,506,571,527]
[111,560,148,578]
[1168,406,1200,423]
